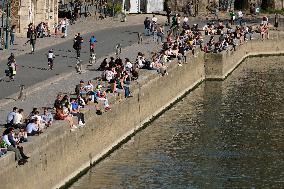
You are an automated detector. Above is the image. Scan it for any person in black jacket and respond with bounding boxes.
[144,17,151,36]
[73,33,83,58]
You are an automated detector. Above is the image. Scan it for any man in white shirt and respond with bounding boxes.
[31,111,45,130]
[13,109,26,129]
[61,17,69,38]
[6,107,18,127]
[152,15,158,24]
[237,10,243,25]
[125,58,133,72]
[26,119,42,136]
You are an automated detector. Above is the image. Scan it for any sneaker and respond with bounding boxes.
[18,159,28,165]
[70,128,76,132]
[178,63,183,67]
[72,125,78,129]
[105,107,111,111]
[79,121,85,127]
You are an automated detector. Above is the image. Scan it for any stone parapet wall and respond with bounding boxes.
[205,32,284,79]
[0,35,283,189]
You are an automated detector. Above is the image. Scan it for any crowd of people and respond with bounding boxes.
[0,106,54,165]
[1,7,281,165]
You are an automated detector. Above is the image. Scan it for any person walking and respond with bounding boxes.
[73,33,83,59]
[47,49,55,70]
[144,17,151,36]
[10,25,16,45]
[61,17,69,38]
[30,29,37,53]
[237,10,244,26]
[274,13,279,31]
[7,54,17,81]
[157,25,165,43]
[213,4,219,20]
[165,6,171,25]
[89,35,97,55]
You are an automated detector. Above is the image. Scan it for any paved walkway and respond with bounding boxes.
[0,13,282,126]
[0,15,167,100]
[0,14,166,61]
[0,36,161,126]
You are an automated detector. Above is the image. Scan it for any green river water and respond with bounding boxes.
[69,56,284,189]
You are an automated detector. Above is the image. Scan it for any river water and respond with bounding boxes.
[69,56,284,189]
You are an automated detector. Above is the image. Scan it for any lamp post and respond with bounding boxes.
[4,0,10,49]
[112,0,114,17]
[1,0,11,49]
[1,0,4,41]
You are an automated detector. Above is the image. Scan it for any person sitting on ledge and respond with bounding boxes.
[8,127,29,160]
[26,118,42,136]
[94,84,111,111]
[5,107,18,128]
[1,127,28,165]
[54,104,77,132]
[13,108,26,129]
[41,108,53,127]
[70,98,86,127]
[31,110,45,130]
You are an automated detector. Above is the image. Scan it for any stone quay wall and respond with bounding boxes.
[0,34,283,189]
[205,32,284,80]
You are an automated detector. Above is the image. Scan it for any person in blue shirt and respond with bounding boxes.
[70,98,86,127]
[89,35,98,54]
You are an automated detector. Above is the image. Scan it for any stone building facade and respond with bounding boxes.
[10,0,58,36]
[166,0,283,13]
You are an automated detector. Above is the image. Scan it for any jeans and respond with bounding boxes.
[76,49,81,58]
[145,28,150,36]
[71,112,85,123]
[246,33,253,40]
[157,32,164,43]
[31,41,35,52]
[10,33,15,45]
[153,31,158,42]
[124,86,130,98]
[238,18,243,26]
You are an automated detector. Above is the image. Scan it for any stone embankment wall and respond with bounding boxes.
[0,33,283,189]
[205,32,284,79]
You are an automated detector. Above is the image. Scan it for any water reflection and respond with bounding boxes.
[70,56,284,189]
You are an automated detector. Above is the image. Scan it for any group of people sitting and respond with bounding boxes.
[1,106,53,165]
[53,92,87,131]
[34,22,51,38]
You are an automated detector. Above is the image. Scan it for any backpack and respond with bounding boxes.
[0,140,8,148]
